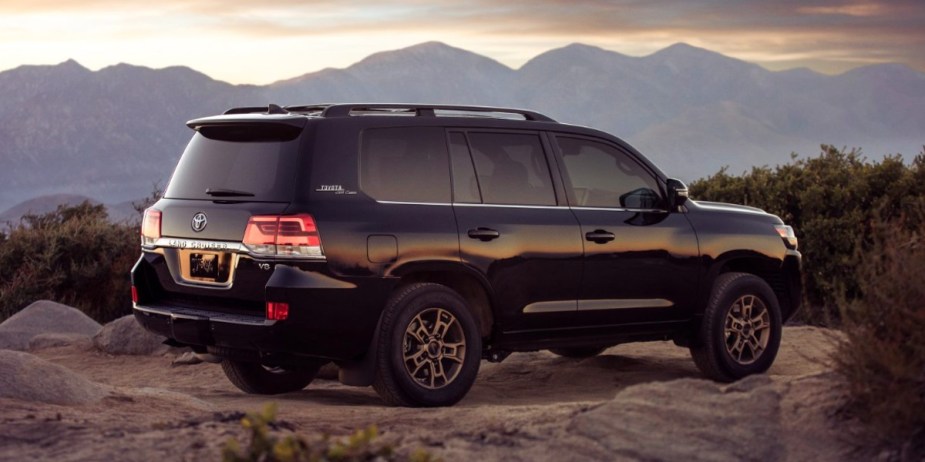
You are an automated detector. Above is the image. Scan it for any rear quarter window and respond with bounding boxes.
[359,127,451,203]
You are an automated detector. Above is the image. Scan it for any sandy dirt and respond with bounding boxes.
[0,326,864,461]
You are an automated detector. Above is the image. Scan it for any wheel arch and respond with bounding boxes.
[338,262,494,388]
[389,262,495,339]
[707,251,800,322]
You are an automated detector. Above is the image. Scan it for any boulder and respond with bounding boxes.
[317,362,339,380]
[569,375,783,461]
[170,351,203,367]
[94,315,170,356]
[0,350,109,405]
[28,332,94,350]
[0,300,101,350]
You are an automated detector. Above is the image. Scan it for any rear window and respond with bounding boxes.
[164,127,302,202]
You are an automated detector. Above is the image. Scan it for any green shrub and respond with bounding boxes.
[833,216,925,452]
[690,145,925,324]
[0,201,138,323]
[222,403,436,462]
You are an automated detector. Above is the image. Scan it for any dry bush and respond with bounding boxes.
[833,216,925,453]
[0,201,138,323]
[691,146,925,324]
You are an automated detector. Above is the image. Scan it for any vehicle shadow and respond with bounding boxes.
[220,347,704,409]
[463,350,702,406]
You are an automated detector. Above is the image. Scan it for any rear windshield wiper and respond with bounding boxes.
[205,188,255,197]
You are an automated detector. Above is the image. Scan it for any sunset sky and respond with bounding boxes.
[0,0,922,84]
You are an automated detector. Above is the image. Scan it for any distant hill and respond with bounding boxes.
[1,41,922,210]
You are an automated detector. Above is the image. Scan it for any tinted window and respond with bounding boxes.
[165,131,300,202]
[448,132,481,203]
[556,137,664,209]
[360,127,451,203]
[467,132,556,206]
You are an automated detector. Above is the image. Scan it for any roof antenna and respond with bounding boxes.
[267,104,288,114]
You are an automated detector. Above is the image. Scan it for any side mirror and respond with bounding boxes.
[666,178,689,210]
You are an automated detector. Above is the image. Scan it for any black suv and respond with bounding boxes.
[132,103,802,407]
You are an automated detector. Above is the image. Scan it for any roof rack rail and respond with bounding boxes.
[319,104,556,122]
[222,103,556,122]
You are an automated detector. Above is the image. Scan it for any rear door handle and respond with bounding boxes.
[468,228,501,241]
[585,230,615,243]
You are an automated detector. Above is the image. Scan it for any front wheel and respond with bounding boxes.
[690,272,782,382]
[221,359,321,395]
[373,283,482,407]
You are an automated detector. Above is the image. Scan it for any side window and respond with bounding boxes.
[467,132,556,206]
[556,136,664,209]
[447,132,481,203]
[360,127,451,203]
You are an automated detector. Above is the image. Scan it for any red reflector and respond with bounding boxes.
[266,302,289,321]
[131,286,139,303]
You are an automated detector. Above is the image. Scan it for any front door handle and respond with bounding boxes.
[468,228,501,241]
[585,229,615,243]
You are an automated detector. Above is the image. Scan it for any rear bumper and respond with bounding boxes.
[131,253,396,360]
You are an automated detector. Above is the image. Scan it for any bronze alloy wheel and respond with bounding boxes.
[402,307,466,389]
[723,294,771,365]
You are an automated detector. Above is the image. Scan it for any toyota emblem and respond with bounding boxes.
[191,212,208,232]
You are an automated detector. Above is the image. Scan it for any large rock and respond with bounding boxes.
[569,375,784,461]
[0,350,109,404]
[28,332,94,350]
[93,315,170,356]
[0,300,101,350]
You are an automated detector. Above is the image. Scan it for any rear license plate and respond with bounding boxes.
[190,253,219,279]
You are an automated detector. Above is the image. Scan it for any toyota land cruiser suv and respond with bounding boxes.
[132,103,802,407]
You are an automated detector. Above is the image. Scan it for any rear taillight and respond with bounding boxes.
[131,286,138,304]
[266,301,289,321]
[242,214,324,258]
[141,208,161,246]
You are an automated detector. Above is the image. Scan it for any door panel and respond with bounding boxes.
[455,204,583,332]
[448,131,583,333]
[552,135,701,326]
[572,208,700,324]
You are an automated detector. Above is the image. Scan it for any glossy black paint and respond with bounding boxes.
[132,106,803,372]
[454,204,584,333]
[571,209,700,321]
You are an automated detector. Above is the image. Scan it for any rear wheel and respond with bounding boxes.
[221,359,321,395]
[549,346,607,358]
[373,283,482,407]
[690,272,782,382]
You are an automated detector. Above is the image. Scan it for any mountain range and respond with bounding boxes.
[1,41,923,214]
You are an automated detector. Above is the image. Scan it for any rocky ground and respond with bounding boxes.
[0,301,872,461]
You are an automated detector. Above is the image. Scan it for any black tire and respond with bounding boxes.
[221,359,321,395]
[372,283,482,407]
[549,346,607,359]
[690,272,783,382]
